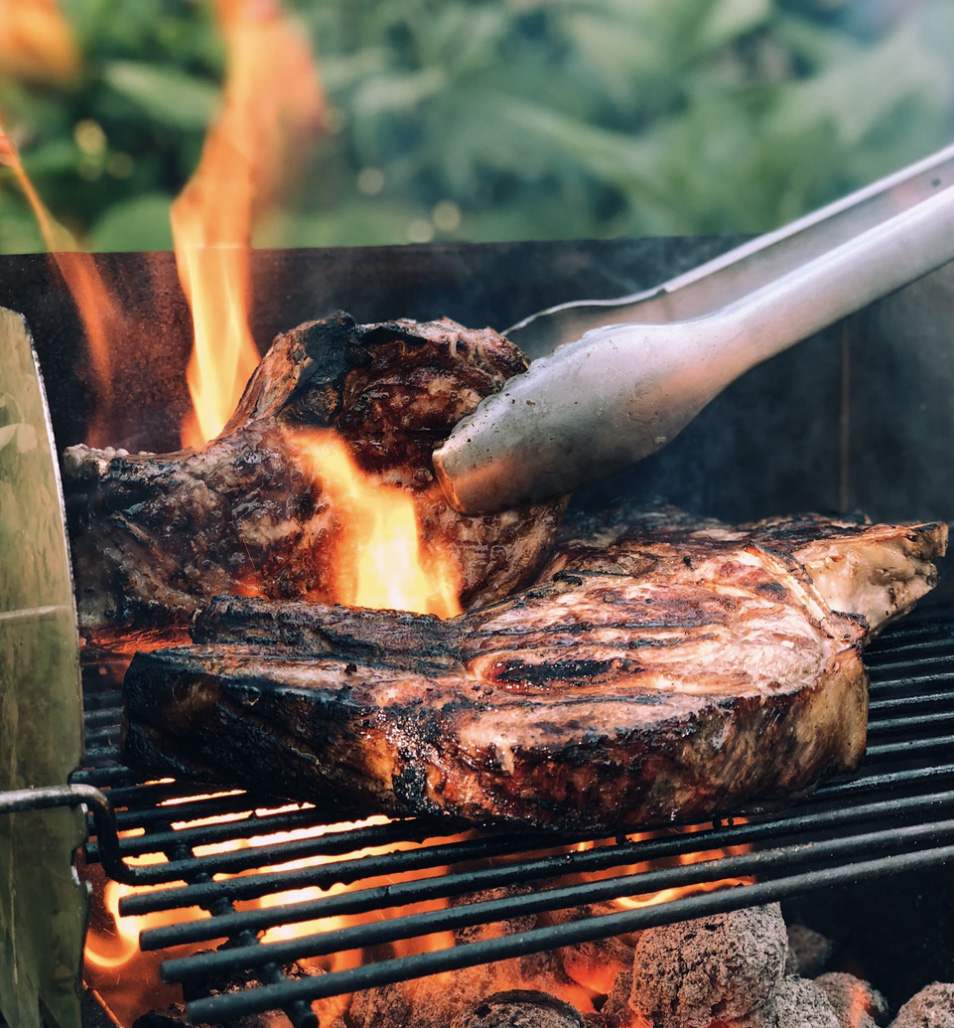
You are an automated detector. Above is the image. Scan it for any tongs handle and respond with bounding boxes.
[506,143,954,360]
[435,144,954,514]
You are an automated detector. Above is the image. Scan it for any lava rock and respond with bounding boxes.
[764,978,840,1028]
[891,983,954,1027]
[452,990,585,1028]
[601,970,635,1028]
[816,972,889,1028]
[787,923,835,978]
[629,903,788,1027]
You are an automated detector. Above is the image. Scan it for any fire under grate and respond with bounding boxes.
[73,602,954,1028]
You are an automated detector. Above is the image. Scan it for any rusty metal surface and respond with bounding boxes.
[0,306,86,1028]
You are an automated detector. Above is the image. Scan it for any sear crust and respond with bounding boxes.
[549,505,948,633]
[63,314,566,647]
[117,508,946,833]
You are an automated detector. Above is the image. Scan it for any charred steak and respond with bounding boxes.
[63,315,566,645]
[549,505,947,632]
[122,512,946,832]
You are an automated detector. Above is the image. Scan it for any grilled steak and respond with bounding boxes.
[549,505,948,632]
[63,314,565,646]
[122,512,945,832]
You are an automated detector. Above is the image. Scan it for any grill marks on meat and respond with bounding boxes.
[121,510,945,832]
[63,314,565,645]
[549,506,948,633]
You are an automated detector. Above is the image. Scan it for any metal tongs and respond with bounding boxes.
[434,143,954,513]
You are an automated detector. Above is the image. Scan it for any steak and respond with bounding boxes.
[548,505,948,632]
[62,314,566,647]
[121,512,946,832]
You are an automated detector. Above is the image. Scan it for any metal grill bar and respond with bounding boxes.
[162,815,954,982]
[810,762,954,798]
[75,602,954,1027]
[869,692,954,712]
[120,759,953,918]
[868,712,954,733]
[139,782,954,952]
[186,843,954,1025]
[865,670,954,688]
[89,807,327,858]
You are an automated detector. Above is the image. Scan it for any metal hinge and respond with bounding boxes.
[0,783,146,885]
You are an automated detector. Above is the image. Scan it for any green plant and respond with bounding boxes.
[1,0,952,254]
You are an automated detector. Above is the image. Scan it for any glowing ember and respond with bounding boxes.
[574,823,754,911]
[83,802,461,1027]
[293,429,463,618]
[83,794,759,1028]
[172,0,325,447]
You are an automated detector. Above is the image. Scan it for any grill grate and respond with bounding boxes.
[74,602,954,1027]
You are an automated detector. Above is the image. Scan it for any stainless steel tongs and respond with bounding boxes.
[434,143,954,513]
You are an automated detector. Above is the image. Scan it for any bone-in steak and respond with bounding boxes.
[548,505,947,632]
[63,315,566,646]
[121,512,946,832]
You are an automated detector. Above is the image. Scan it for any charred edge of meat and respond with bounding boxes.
[121,510,922,833]
[121,633,868,833]
[64,314,567,640]
[191,596,465,670]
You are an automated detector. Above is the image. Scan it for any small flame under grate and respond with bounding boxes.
[73,602,954,1028]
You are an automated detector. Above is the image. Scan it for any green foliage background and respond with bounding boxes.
[1,0,953,254]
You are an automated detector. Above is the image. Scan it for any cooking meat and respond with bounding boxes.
[62,314,566,646]
[121,511,945,832]
[549,505,948,632]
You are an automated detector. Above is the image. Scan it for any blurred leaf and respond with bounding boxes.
[320,49,392,92]
[85,193,174,252]
[774,21,952,146]
[0,198,46,255]
[351,67,447,118]
[102,60,219,130]
[271,197,422,248]
[698,0,772,52]
[501,99,661,195]
[6,0,954,253]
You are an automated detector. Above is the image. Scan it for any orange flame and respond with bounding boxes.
[2,0,324,448]
[294,429,463,618]
[173,0,325,447]
[0,0,80,85]
[83,802,462,1027]
[573,822,754,911]
[0,122,117,444]
[83,843,208,1026]
[83,801,758,1027]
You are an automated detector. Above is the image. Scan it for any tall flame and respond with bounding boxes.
[3,0,324,448]
[0,123,117,444]
[294,430,463,619]
[0,0,80,85]
[172,0,324,447]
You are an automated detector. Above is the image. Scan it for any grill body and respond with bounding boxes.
[71,602,954,1026]
[2,238,954,529]
[0,237,952,1025]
